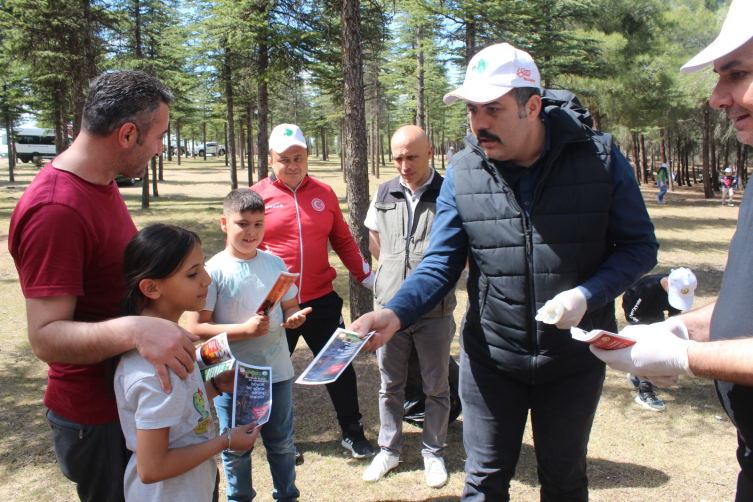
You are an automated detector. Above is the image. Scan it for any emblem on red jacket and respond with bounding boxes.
[311,198,325,211]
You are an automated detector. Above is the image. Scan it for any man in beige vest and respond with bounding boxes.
[362,125,457,488]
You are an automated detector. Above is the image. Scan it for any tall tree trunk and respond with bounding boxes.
[465,21,476,66]
[702,101,713,198]
[224,123,228,167]
[724,138,730,168]
[247,102,254,186]
[176,118,181,166]
[631,132,641,184]
[711,139,719,191]
[342,0,373,320]
[158,153,163,182]
[592,110,602,132]
[224,46,237,190]
[141,162,149,209]
[640,133,648,184]
[675,135,683,186]
[239,121,245,178]
[166,120,172,162]
[203,122,207,161]
[151,156,158,197]
[257,41,269,180]
[4,99,15,182]
[416,24,425,129]
[82,0,97,79]
[321,127,328,161]
[660,128,667,164]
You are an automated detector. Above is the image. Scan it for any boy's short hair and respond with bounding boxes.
[224,189,265,215]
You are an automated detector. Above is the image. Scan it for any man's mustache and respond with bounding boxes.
[727,106,750,120]
[476,129,501,143]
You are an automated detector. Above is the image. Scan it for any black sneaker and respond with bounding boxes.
[295,448,305,466]
[341,422,375,458]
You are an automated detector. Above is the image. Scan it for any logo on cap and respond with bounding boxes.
[284,128,293,137]
[681,288,689,294]
[517,67,535,83]
[472,59,488,74]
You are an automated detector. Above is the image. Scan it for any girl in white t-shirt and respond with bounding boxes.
[114,223,260,501]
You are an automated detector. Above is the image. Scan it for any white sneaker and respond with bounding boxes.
[424,457,448,488]
[363,451,399,482]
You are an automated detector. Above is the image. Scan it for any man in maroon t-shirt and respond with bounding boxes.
[9,71,198,502]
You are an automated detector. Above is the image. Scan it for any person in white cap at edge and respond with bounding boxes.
[722,166,736,206]
[349,42,658,501]
[621,268,698,411]
[590,1,753,498]
[250,124,377,465]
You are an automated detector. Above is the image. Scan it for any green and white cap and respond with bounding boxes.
[443,43,541,105]
[681,0,753,73]
[269,123,307,153]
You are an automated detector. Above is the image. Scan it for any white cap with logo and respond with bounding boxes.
[667,268,698,311]
[269,123,307,154]
[681,0,753,73]
[443,43,541,105]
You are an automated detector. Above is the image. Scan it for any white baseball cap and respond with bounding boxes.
[667,268,697,311]
[681,0,753,73]
[725,167,733,173]
[269,124,307,153]
[661,163,668,168]
[443,43,541,105]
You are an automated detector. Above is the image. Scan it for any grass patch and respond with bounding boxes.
[0,157,741,501]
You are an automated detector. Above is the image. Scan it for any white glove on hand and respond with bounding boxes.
[590,328,695,378]
[361,271,375,291]
[536,288,588,329]
[653,316,689,340]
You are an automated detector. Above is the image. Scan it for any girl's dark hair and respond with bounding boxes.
[120,223,202,316]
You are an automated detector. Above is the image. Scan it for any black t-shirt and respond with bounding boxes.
[710,187,753,479]
[621,274,680,325]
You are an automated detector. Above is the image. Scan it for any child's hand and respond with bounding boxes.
[213,369,236,395]
[241,315,270,338]
[228,422,260,451]
[282,307,313,329]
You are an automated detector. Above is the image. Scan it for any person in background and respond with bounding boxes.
[362,125,457,488]
[722,167,735,206]
[622,268,697,411]
[656,163,669,204]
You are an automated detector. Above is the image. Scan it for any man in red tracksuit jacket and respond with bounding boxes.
[252,123,376,460]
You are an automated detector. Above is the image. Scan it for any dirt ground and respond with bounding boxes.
[0,157,743,502]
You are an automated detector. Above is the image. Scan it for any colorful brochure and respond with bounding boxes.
[570,327,636,350]
[295,328,374,385]
[195,332,236,381]
[232,362,272,428]
[253,271,299,315]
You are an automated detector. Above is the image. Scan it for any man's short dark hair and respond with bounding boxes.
[82,71,174,140]
[509,87,541,118]
[224,189,265,215]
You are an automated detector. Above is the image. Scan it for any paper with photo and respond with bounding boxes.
[295,328,374,385]
[232,362,272,428]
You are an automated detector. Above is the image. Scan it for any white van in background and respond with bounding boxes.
[0,131,8,158]
[15,127,57,163]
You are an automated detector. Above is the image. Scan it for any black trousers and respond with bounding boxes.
[286,291,362,427]
[46,409,130,502]
[459,348,605,502]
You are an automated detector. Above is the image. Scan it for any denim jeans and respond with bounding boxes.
[376,315,455,458]
[459,349,605,502]
[46,409,130,502]
[214,378,299,502]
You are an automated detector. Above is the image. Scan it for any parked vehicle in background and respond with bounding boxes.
[0,131,8,158]
[14,128,57,163]
[197,142,225,157]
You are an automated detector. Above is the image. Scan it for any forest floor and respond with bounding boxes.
[0,155,743,502]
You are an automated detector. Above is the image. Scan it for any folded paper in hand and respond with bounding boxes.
[570,327,636,350]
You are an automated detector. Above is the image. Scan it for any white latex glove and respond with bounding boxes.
[360,271,375,291]
[536,288,588,329]
[653,316,689,340]
[591,328,696,377]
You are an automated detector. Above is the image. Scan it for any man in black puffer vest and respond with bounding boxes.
[352,43,658,501]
